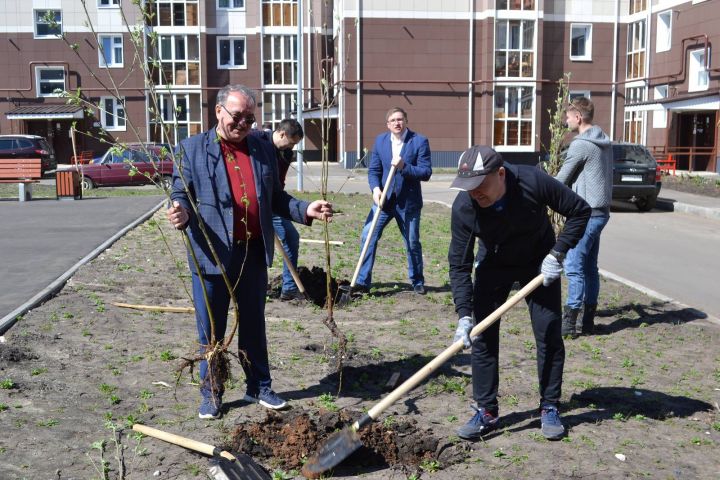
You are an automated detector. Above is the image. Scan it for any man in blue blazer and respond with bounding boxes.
[356,107,432,294]
[167,84,332,419]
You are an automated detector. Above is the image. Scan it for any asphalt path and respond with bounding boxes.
[0,195,165,331]
[602,202,720,320]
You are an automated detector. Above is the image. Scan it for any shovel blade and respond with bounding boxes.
[335,284,352,307]
[301,427,363,479]
[209,452,271,480]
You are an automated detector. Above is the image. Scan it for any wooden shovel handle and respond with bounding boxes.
[349,165,397,288]
[363,274,544,423]
[274,233,307,295]
[132,424,236,462]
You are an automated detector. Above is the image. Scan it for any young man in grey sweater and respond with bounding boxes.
[555,97,613,337]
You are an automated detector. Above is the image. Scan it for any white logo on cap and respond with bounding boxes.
[473,151,485,172]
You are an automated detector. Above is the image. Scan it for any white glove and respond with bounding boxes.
[453,316,476,349]
[372,187,382,206]
[541,253,563,287]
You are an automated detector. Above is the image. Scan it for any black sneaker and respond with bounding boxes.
[540,405,565,440]
[280,289,305,301]
[456,406,499,440]
[413,284,426,295]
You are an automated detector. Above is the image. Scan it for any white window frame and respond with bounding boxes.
[569,91,591,101]
[656,10,672,53]
[494,19,536,79]
[626,20,646,79]
[34,9,62,39]
[570,24,592,61]
[262,91,297,127]
[493,85,535,151]
[652,85,668,129]
[688,48,709,92]
[35,67,65,97]
[263,35,298,86]
[100,97,126,131]
[99,35,124,68]
[217,37,247,69]
[218,0,245,9]
[98,0,120,7]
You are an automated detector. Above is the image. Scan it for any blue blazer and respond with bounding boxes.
[368,128,432,211]
[170,128,310,274]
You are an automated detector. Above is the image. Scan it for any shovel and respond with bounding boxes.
[132,423,271,480]
[302,273,545,478]
[336,165,397,306]
[273,233,311,302]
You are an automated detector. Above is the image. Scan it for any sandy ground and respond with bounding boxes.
[1,196,719,480]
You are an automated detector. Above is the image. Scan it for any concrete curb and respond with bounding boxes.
[0,199,166,335]
[655,197,720,220]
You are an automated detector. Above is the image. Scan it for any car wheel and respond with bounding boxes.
[635,194,657,212]
[81,176,95,190]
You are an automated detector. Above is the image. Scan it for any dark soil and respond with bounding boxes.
[267,266,344,307]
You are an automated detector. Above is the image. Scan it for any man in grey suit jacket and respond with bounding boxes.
[167,84,332,419]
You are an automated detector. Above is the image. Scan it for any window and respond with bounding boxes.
[263,35,297,86]
[263,91,297,127]
[99,36,123,68]
[98,0,120,6]
[495,20,534,78]
[652,85,668,129]
[219,0,244,8]
[570,24,592,61]
[623,86,646,143]
[493,86,534,147]
[34,10,62,38]
[626,20,646,79]
[496,0,535,11]
[217,37,247,69]
[656,11,672,53]
[262,0,297,27]
[569,91,591,101]
[150,35,201,86]
[100,97,126,130]
[629,0,646,14]
[149,0,198,27]
[688,48,709,92]
[150,93,202,145]
[36,67,65,97]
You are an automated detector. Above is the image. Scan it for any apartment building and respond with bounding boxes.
[0,0,717,172]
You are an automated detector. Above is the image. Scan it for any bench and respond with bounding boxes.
[0,158,42,201]
[656,155,676,176]
[71,150,94,165]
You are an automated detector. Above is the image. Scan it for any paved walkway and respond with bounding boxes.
[0,195,165,333]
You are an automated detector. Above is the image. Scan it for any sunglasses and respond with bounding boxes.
[219,104,255,127]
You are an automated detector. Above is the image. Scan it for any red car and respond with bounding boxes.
[80,143,174,189]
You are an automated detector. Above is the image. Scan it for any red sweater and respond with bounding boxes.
[220,138,261,241]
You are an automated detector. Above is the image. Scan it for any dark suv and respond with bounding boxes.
[0,135,56,176]
[612,142,661,211]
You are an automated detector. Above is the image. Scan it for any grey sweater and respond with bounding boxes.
[556,125,613,210]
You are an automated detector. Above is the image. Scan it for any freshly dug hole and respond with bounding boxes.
[268,266,346,307]
[230,408,464,473]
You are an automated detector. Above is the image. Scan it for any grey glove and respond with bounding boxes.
[453,316,476,349]
[541,253,563,287]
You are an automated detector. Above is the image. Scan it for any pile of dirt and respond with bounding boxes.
[267,266,346,306]
[230,408,464,474]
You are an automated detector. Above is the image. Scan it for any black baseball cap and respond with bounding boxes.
[450,145,504,191]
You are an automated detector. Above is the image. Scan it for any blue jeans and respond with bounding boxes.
[356,201,424,288]
[191,240,271,396]
[272,215,300,293]
[563,214,610,309]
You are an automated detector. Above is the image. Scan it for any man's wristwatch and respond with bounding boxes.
[549,249,566,263]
